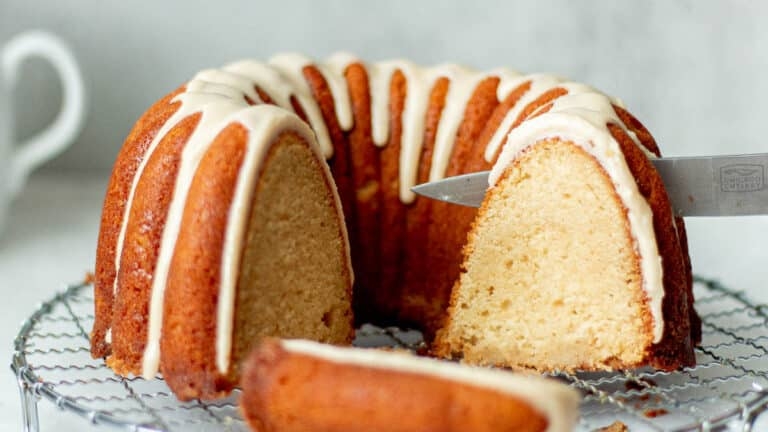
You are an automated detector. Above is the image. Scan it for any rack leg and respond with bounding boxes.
[16,372,40,432]
[743,390,768,432]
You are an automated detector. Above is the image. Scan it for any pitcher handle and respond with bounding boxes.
[2,30,86,196]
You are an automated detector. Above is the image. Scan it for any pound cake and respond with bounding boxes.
[240,338,580,432]
[91,52,699,400]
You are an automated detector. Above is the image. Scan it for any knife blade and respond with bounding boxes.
[411,153,768,216]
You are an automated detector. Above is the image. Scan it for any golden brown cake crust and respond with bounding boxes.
[107,113,202,376]
[91,87,184,359]
[612,105,700,347]
[377,69,408,323]
[160,122,249,400]
[399,77,448,330]
[473,80,530,164]
[608,124,696,369]
[345,62,385,323]
[239,339,549,432]
[302,65,356,239]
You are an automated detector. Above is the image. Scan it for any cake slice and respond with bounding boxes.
[240,338,580,432]
[156,107,355,400]
[94,96,354,400]
[434,94,696,371]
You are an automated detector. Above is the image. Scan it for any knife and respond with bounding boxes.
[411,153,768,216]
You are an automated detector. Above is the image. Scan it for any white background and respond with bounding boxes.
[1,0,767,430]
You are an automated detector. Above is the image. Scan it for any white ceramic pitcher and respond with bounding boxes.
[0,30,85,231]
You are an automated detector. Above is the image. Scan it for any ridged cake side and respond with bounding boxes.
[91,88,184,359]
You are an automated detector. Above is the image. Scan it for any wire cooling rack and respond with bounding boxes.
[10,276,768,432]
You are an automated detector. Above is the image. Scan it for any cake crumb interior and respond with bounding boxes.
[442,138,652,370]
[231,132,352,377]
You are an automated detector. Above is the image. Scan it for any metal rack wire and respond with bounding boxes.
[10,276,768,431]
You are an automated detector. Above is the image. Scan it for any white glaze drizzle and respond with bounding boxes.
[223,60,297,109]
[267,53,334,158]
[281,339,579,432]
[483,74,564,162]
[365,61,494,203]
[191,69,263,102]
[141,94,261,379]
[427,65,488,182]
[316,52,357,130]
[490,91,665,343]
[366,61,396,147]
[102,53,667,379]
[491,67,527,99]
[369,60,436,203]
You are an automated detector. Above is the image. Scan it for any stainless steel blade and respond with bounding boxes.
[411,171,489,208]
[411,153,768,216]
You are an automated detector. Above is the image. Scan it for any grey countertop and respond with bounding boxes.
[0,173,104,432]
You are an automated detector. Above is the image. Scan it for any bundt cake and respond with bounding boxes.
[91,52,699,400]
[240,338,579,432]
